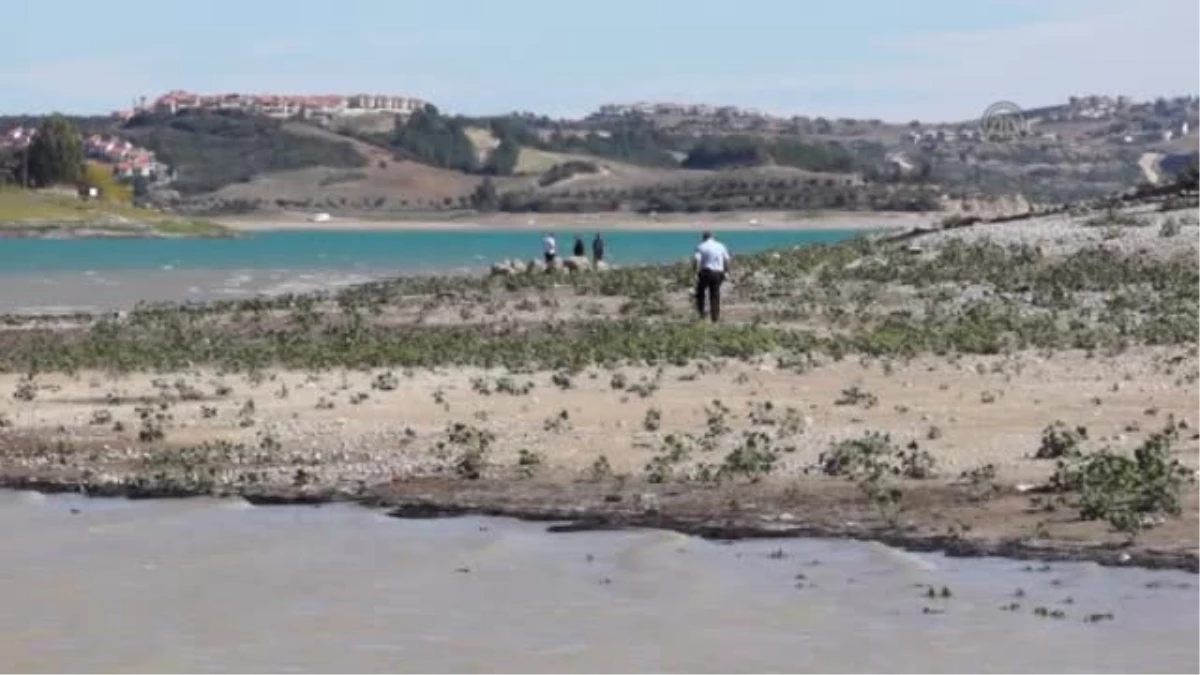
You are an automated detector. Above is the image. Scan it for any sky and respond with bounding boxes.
[2,0,1197,122]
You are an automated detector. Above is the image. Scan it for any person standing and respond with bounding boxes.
[542,233,557,264]
[573,234,586,258]
[592,233,605,264]
[693,231,732,322]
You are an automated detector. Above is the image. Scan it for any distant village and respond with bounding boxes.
[114,90,428,125]
[900,94,1197,149]
[587,94,1200,145]
[1,125,167,181]
[1,89,431,191]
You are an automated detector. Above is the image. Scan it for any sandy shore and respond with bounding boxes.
[215,209,935,233]
[2,199,1197,570]
[2,348,1196,570]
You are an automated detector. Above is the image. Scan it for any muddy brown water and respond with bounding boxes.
[1,491,1196,673]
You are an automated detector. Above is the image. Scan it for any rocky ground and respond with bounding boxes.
[1,200,1197,571]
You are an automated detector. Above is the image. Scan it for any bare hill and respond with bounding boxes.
[188,160,498,213]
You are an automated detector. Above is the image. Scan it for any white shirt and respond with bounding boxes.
[695,239,731,272]
[543,236,556,255]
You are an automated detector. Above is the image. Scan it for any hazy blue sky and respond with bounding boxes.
[2,0,1196,121]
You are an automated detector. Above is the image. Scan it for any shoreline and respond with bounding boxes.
[1,346,1195,575]
[213,209,934,233]
[0,222,239,240]
[2,478,1194,573]
[2,200,1196,575]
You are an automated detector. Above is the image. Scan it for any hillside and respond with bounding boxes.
[190,161,493,213]
[124,109,928,215]
[118,111,367,195]
[10,92,1191,218]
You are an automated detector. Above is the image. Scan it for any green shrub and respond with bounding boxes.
[1036,422,1088,459]
[1046,421,1193,538]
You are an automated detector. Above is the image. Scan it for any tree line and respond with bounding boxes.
[386,109,882,177]
[0,115,85,187]
[478,175,941,214]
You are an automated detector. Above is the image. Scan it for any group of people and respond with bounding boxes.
[541,233,605,265]
[539,230,732,323]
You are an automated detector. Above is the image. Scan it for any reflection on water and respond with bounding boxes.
[0,491,1195,673]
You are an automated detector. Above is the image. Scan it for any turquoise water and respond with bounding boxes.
[0,228,871,312]
[0,228,865,274]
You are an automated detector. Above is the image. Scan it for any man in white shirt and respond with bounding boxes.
[693,231,732,322]
[542,233,557,264]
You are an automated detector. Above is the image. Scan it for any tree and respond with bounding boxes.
[391,106,478,173]
[471,177,498,211]
[483,138,521,175]
[0,149,20,186]
[27,115,83,187]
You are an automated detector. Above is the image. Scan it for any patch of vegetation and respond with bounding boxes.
[644,433,693,484]
[681,135,863,173]
[370,371,399,391]
[537,160,601,187]
[543,409,572,433]
[835,385,878,408]
[817,432,938,523]
[1036,422,1088,459]
[433,422,495,480]
[818,432,936,480]
[390,104,479,174]
[495,175,940,214]
[642,407,662,432]
[1045,420,1194,539]
[515,448,543,479]
[717,430,782,482]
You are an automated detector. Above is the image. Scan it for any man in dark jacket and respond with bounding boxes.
[591,233,605,264]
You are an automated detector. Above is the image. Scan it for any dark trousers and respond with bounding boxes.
[695,268,725,322]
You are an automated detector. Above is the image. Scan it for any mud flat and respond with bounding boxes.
[1,202,1197,571]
